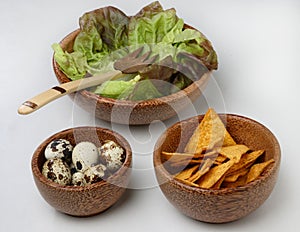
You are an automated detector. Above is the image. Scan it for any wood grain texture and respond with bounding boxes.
[153,114,281,223]
[31,127,132,217]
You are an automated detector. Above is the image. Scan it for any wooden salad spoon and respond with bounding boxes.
[18,48,158,115]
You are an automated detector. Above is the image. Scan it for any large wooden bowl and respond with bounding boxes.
[31,126,132,217]
[153,114,281,223]
[53,29,211,125]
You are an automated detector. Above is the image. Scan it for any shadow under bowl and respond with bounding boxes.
[31,126,132,217]
[153,114,281,223]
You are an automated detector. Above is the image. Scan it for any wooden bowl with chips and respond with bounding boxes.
[153,109,281,223]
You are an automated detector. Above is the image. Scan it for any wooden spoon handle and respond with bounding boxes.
[18,70,122,115]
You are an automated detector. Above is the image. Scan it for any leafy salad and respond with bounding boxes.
[53,1,218,101]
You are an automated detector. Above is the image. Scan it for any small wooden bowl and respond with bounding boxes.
[153,114,281,223]
[53,29,211,125]
[31,127,132,217]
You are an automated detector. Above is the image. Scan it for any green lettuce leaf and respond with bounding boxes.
[161,19,184,43]
[134,1,164,18]
[128,3,178,45]
[127,1,217,71]
[73,27,108,65]
[78,6,129,50]
[52,43,87,80]
[52,1,218,100]
[170,73,193,93]
[94,75,140,98]
[119,79,163,101]
[53,6,130,80]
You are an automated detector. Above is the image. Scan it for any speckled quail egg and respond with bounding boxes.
[83,164,107,185]
[99,140,125,172]
[44,139,73,165]
[69,162,77,175]
[42,158,71,186]
[71,172,85,186]
[72,141,99,172]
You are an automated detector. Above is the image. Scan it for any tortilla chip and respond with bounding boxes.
[222,175,248,188]
[170,159,204,168]
[161,151,205,161]
[161,151,195,161]
[162,150,218,168]
[246,159,275,184]
[188,159,214,182]
[212,175,226,190]
[219,145,249,163]
[224,168,249,182]
[184,108,236,153]
[201,150,218,159]
[202,150,218,157]
[226,150,265,175]
[178,179,199,187]
[213,161,223,166]
[163,108,271,190]
[197,160,235,189]
[201,150,227,164]
[161,151,194,168]
[175,165,200,180]
[215,154,227,164]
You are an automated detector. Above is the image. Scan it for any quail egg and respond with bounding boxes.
[44,139,73,165]
[71,172,85,186]
[42,158,71,186]
[83,164,107,185]
[72,141,99,172]
[69,162,77,175]
[99,140,125,172]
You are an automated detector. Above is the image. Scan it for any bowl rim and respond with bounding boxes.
[31,126,132,191]
[153,113,281,194]
[52,28,212,107]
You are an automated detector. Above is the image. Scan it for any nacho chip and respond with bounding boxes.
[202,150,218,159]
[224,168,249,182]
[246,159,275,184]
[219,145,249,163]
[202,150,217,156]
[226,150,264,175]
[162,150,219,168]
[161,151,195,161]
[222,175,248,188]
[162,151,195,168]
[170,159,204,168]
[197,160,235,189]
[188,159,214,183]
[212,175,226,189]
[161,151,205,161]
[178,179,199,187]
[162,108,271,190]
[213,161,223,166]
[175,165,200,180]
[201,150,227,164]
[215,154,227,164]
[184,108,236,153]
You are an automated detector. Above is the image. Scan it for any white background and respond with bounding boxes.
[1,0,299,231]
